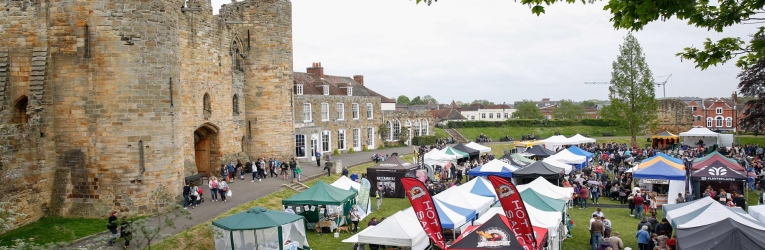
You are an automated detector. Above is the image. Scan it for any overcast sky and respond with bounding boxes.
[211,0,750,104]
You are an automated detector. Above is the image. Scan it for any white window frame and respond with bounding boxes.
[716,107,723,114]
[321,130,331,152]
[296,84,303,95]
[353,128,361,150]
[336,103,345,120]
[481,113,486,119]
[352,103,359,120]
[367,127,375,148]
[706,117,713,127]
[337,130,346,150]
[489,113,494,119]
[726,117,733,127]
[715,116,723,127]
[414,120,421,137]
[295,134,306,158]
[302,103,312,122]
[386,121,393,141]
[393,120,401,141]
[347,87,353,96]
[321,103,329,121]
[422,119,429,135]
[691,106,697,111]
[366,103,373,119]
[497,112,501,118]
[504,113,509,119]
[471,116,475,120]
[323,85,329,95]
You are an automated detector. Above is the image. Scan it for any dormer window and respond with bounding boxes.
[323,85,329,95]
[347,87,353,96]
[296,84,303,95]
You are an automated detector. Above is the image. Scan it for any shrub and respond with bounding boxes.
[580,119,621,127]
[446,119,622,128]
[412,136,438,146]
[333,149,340,155]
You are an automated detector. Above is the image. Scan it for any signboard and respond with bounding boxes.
[641,179,670,185]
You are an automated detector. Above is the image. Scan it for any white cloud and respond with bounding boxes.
[211,0,750,103]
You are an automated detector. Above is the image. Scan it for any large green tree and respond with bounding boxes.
[601,33,658,147]
[553,99,586,120]
[422,95,438,105]
[471,99,496,106]
[410,96,424,105]
[396,95,410,105]
[512,100,544,119]
[415,0,765,128]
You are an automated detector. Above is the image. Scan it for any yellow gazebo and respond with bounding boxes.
[651,131,679,149]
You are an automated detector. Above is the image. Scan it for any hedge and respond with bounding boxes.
[443,119,621,129]
[412,136,439,146]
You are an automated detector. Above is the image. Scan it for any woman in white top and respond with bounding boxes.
[218,180,230,203]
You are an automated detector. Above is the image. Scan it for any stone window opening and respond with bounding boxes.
[138,140,145,175]
[13,96,28,124]
[393,120,401,141]
[231,40,244,72]
[203,93,211,119]
[296,84,303,95]
[232,94,239,115]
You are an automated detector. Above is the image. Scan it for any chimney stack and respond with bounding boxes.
[731,91,738,103]
[353,75,364,86]
[306,62,324,78]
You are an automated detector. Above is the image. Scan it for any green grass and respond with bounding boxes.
[154,155,415,250]
[0,217,107,246]
[456,126,631,142]
[434,128,450,139]
[564,206,644,250]
[738,136,765,147]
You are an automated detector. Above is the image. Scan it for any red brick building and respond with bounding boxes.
[683,93,739,132]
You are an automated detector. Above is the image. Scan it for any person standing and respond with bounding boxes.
[609,232,624,250]
[280,161,289,180]
[636,226,651,250]
[315,150,322,167]
[375,188,383,211]
[579,185,590,209]
[602,216,612,238]
[119,216,132,249]
[189,184,199,209]
[218,180,229,203]
[590,216,604,250]
[633,193,645,219]
[289,158,298,179]
[295,164,302,183]
[675,193,684,204]
[251,159,260,182]
[182,183,191,209]
[107,211,119,246]
[350,207,361,233]
[226,162,236,183]
[209,177,219,202]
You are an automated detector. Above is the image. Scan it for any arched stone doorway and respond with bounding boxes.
[194,123,220,177]
[13,96,28,124]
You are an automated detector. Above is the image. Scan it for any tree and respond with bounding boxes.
[512,100,544,119]
[129,187,193,250]
[552,99,586,120]
[471,100,495,107]
[410,96,424,105]
[737,53,765,133]
[581,100,598,108]
[396,95,410,105]
[602,33,658,147]
[422,95,438,105]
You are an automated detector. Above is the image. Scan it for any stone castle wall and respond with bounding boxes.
[656,99,694,134]
[0,0,295,231]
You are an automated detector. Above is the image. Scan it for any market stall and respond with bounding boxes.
[567,134,596,144]
[566,146,593,166]
[545,149,586,170]
[281,181,356,231]
[512,161,565,185]
[651,131,679,149]
[690,152,747,199]
[513,140,545,153]
[468,159,519,178]
[355,211,430,250]
[541,157,573,175]
[451,213,548,250]
[517,176,574,201]
[403,198,477,230]
[633,155,686,206]
[498,154,532,167]
[465,141,492,153]
[453,143,480,161]
[441,146,469,159]
[366,155,419,198]
[212,207,310,250]
[524,145,555,160]
[423,148,457,166]
[477,206,563,250]
[749,205,765,225]
[435,186,495,218]
[664,197,765,250]
[679,127,721,148]
[457,176,498,201]
[331,176,371,220]
[543,135,573,150]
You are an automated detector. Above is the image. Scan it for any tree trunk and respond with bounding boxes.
[630,126,637,148]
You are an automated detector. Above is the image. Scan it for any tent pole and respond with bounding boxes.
[230,231,235,250]
[278,225,284,250]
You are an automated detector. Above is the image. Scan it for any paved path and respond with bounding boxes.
[76,146,414,249]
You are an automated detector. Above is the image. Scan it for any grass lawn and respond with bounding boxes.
[153,156,415,250]
[738,136,765,147]
[0,217,107,247]
[434,128,450,139]
[456,126,631,142]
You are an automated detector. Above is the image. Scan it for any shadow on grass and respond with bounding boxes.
[0,217,107,247]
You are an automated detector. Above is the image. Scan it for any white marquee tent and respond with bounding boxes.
[543,135,572,149]
[423,149,457,166]
[465,142,492,153]
[547,149,586,165]
[749,205,765,225]
[679,127,721,147]
[477,206,564,250]
[434,186,494,217]
[353,211,430,250]
[331,176,371,220]
[517,176,574,201]
[457,176,498,200]
[568,134,596,144]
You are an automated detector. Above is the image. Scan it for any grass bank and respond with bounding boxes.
[0,217,107,247]
[455,126,631,142]
[153,156,414,250]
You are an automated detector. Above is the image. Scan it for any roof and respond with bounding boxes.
[212,207,304,231]
[293,72,393,102]
[281,181,357,206]
[432,109,467,121]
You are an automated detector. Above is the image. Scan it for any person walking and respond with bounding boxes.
[315,150,322,167]
[209,177,219,202]
[636,225,651,250]
[280,161,289,180]
[218,180,229,203]
[119,216,132,249]
[579,185,590,209]
[182,183,191,209]
[226,162,236,183]
[189,184,199,209]
[350,206,361,233]
[590,216,604,250]
[295,164,302,183]
[375,188,383,211]
[289,158,298,179]
[107,211,119,246]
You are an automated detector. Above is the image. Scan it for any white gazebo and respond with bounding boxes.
[543,135,573,150]
[465,142,492,153]
[567,134,596,144]
[679,127,721,147]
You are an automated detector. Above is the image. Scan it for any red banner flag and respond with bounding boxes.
[400,177,447,249]
[487,175,537,249]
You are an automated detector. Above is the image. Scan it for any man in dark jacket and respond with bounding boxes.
[182,183,191,209]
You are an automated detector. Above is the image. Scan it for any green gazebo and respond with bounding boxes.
[281,181,357,226]
[212,207,310,250]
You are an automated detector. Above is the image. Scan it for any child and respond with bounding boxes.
[295,164,302,182]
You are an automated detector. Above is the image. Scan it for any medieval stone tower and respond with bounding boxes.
[0,0,294,230]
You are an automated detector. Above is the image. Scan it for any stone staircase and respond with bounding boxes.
[29,48,47,112]
[0,49,8,110]
[282,181,310,192]
[445,128,468,143]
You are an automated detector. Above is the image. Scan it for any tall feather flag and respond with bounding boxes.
[400,177,446,249]
[487,175,537,249]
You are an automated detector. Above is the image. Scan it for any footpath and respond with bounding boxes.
[75,146,414,249]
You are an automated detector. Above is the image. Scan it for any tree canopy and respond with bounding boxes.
[396,95,410,105]
[602,33,658,146]
[552,99,586,120]
[512,100,545,119]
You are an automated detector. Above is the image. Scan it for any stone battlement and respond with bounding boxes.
[0,0,294,231]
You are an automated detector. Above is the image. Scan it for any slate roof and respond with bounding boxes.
[432,109,467,121]
[293,72,393,102]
